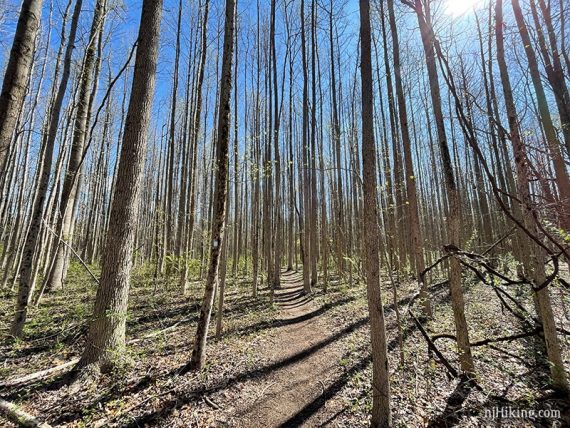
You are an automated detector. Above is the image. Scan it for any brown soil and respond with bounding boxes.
[228,270,345,427]
[2,267,569,427]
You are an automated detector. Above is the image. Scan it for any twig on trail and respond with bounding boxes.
[203,395,222,410]
[0,359,80,389]
[318,379,326,395]
[0,397,52,427]
[254,381,276,403]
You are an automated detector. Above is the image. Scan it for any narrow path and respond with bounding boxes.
[232,270,345,427]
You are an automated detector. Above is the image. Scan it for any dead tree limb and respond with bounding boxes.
[408,310,459,379]
[41,219,99,285]
[0,359,80,389]
[0,397,51,427]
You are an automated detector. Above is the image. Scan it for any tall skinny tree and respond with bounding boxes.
[10,0,83,338]
[188,0,237,371]
[510,0,570,229]
[406,0,475,374]
[0,0,44,175]
[497,0,569,394]
[75,0,164,375]
[45,0,107,291]
[359,0,391,425]
[387,0,431,317]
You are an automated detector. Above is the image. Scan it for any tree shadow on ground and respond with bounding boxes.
[40,292,358,425]
[276,309,424,427]
[426,375,477,427]
[18,275,455,426]
[121,316,372,427]
[70,278,449,425]
[220,295,358,339]
[277,355,372,428]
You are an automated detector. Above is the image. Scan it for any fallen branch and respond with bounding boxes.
[203,395,221,410]
[471,329,540,347]
[431,329,541,347]
[253,381,276,403]
[41,219,99,285]
[127,317,191,344]
[431,333,456,341]
[0,397,51,427]
[0,359,79,389]
[1,316,192,391]
[408,310,458,379]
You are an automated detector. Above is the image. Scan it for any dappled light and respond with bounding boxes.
[1,0,569,426]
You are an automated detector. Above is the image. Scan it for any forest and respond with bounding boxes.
[0,0,569,426]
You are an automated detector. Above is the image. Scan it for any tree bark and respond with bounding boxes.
[0,0,43,175]
[511,0,570,229]
[359,1,392,425]
[75,0,164,374]
[496,0,569,394]
[387,0,431,316]
[411,0,475,375]
[10,0,83,338]
[188,0,236,371]
[45,0,107,292]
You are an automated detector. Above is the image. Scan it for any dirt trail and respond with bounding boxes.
[232,270,345,427]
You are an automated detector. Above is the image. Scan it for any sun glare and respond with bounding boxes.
[445,0,482,17]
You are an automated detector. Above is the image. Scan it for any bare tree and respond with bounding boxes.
[359,0,392,425]
[0,0,44,175]
[404,0,475,375]
[10,0,83,338]
[187,0,237,371]
[497,0,569,394]
[75,0,164,375]
[45,0,107,292]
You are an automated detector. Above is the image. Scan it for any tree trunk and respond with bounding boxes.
[510,0,570,229]
[387,0,431,317]
[10,0,83,338]
[188,0,236,371]
[300,0,312,294]
[411,0,475,375]
[359,1,392,425]
[45,0,107,292]
[496,0,569,394]
[0,0,43,175]
[75,0,164,374]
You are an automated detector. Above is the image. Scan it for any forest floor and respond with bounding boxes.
[1,263,570,427]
